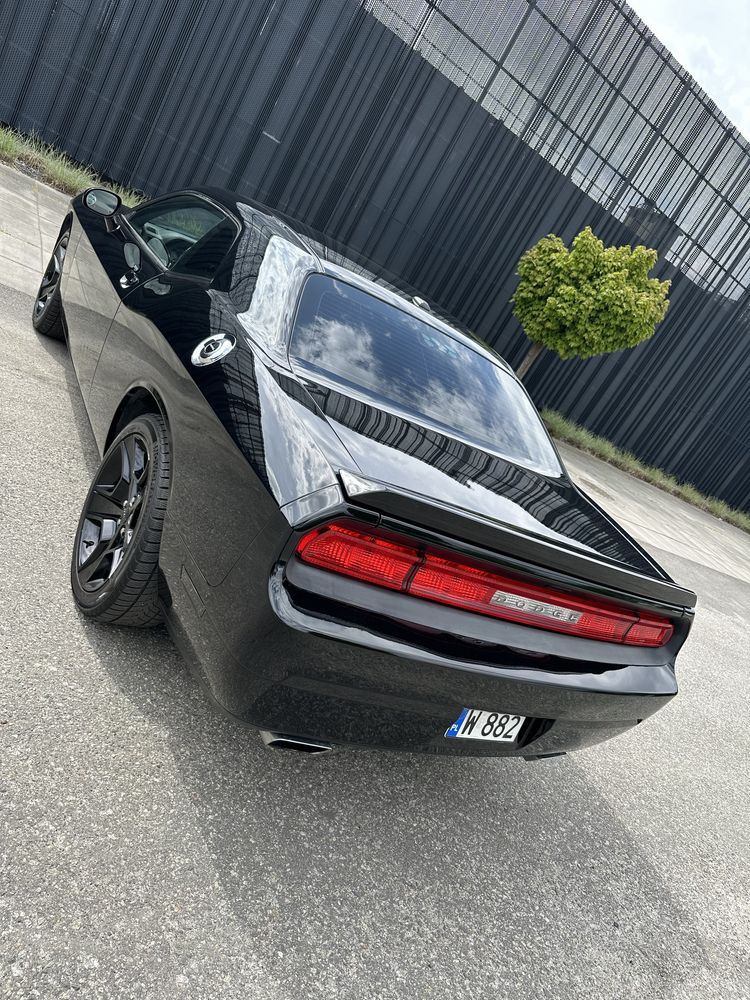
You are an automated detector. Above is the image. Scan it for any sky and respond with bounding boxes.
[627,0,750,140]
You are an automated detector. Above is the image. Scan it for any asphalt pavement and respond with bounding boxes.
[1,167,749,999]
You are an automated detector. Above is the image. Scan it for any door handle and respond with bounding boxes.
[119,268,140,289]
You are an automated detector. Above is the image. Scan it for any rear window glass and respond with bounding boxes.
[289,275,560,475]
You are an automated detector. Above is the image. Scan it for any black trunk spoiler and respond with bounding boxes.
[342,479,697,614]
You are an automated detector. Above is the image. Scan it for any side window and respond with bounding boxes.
[126,195,236,279]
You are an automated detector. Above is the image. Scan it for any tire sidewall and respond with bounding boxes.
[32,230,69,333]
[71,414,169,613]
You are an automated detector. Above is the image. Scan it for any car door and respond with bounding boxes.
[62,197,162,399]
[65,192,232,400]
[84,191,240,443]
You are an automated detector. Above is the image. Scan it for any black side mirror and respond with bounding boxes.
[84,188,122,217]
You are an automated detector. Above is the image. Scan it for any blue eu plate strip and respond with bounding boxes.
[445,708,469,739]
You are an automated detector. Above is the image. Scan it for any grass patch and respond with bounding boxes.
[542,408,750,534]
[0,124,142,206]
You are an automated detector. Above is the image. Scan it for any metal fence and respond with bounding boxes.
[1,0,748,510]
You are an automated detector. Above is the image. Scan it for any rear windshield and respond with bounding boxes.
[289,275,561,476]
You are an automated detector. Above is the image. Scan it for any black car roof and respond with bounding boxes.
[192,186,510,367]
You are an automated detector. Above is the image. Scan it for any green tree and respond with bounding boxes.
[511,226,670,379]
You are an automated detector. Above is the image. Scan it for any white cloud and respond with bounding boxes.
[627,0,750,140]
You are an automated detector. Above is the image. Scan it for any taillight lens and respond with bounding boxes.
[623,617,673,646]
[295,524,418,591]
[295,523,674,648]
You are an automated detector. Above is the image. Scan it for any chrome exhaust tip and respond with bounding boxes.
[259,730,334,754]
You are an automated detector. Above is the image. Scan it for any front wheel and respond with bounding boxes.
[33,230,69,340]
[71,414,171,626]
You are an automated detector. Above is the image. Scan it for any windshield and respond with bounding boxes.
[289,275,561,476]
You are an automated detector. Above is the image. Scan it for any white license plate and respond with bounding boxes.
[445,708,526,743]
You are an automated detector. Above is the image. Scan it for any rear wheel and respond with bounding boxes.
[33,230,69,340]
[70,414,171,626]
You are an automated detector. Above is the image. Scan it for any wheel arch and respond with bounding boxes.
[104,385,171,453]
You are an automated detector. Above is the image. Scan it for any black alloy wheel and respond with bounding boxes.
[71,414,171,626]
[32,230,69,339]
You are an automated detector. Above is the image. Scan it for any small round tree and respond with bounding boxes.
[511,226,670,379]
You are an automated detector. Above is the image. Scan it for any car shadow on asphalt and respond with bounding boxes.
[74,613,712,998]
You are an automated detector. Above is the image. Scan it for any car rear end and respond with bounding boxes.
[182,256,695,757]
[194,479,694,758]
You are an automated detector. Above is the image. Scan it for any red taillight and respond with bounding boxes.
[408,558,673,644]
[295,523,674,648]
[295,524,419,591]
[623,617,673,646]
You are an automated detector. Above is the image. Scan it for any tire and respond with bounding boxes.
[32,230,69,340]
[70,414,171,627]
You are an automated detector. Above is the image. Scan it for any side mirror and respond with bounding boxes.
[84,188,122,217]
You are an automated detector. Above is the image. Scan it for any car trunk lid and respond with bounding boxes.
[300,379,696,611]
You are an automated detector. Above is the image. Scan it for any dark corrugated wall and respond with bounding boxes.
[1,0,748,510]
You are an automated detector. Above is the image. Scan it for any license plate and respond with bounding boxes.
[445,707,526,743]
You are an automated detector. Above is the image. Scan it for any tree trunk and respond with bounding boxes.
[516,341,544,380]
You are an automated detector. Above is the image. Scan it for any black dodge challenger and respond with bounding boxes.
[33,186,696,757]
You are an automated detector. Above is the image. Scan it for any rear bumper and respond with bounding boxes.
[175,558,679,758]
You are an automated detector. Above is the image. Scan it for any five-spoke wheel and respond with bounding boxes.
[32,230,69,339]
[75,432,149,592]
[71,414,171,626]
